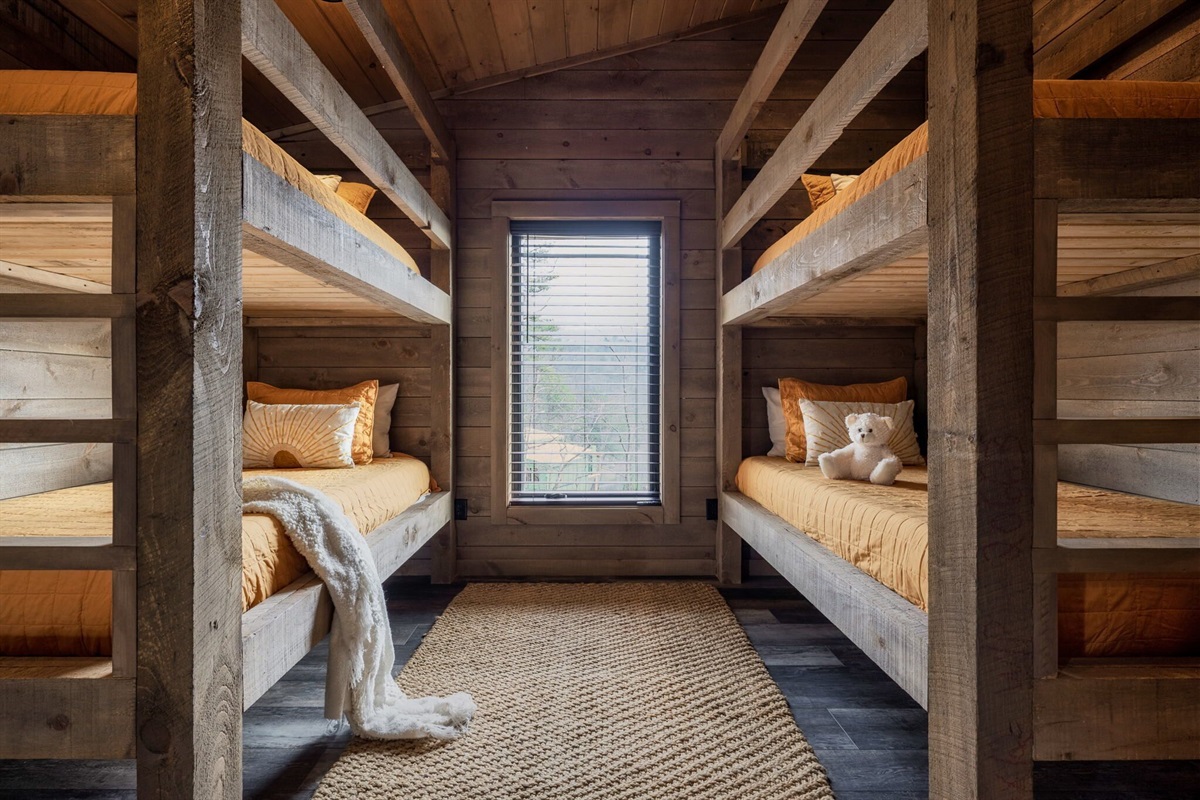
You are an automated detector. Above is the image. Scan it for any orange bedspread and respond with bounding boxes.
[736,457,1200,658]
[0,456,433,657]
[754,79,1200,274]
[0,70,418,274]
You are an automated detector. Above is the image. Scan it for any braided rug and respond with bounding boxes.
[315,582,835,799]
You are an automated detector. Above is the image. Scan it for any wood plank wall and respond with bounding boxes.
[0,281,112,499]
[1057,275,1200,504]
[270,1,927,578]
[245,322,437,575]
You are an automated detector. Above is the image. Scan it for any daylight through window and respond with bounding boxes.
[509,220,662,506]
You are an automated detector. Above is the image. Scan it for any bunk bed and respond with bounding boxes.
[714,0,1200,775]
[0,0,457,764]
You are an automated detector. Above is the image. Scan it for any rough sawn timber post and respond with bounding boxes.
[135,0,244,796]
[927,0,1036,797]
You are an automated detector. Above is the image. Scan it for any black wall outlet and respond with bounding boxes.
[706,498,718,521]
[454,498,469,520]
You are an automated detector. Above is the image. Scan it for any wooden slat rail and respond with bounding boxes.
[241,0,452,250]
[0,116,135,197]
[0,666,135,760]
[1035,539,1200,574]
[720,0,928,250]
[1035,119,1200,202]
[0,294,134,318]
[715,0,829,161]
[1035,296,1200,322]
[0,418,135,443]
[1034,418,1200,445]
[0,539,136,571]
[721,156,928,326]
[1058,253,1200,297]
[342,0,453,163]
[241,155,451,326]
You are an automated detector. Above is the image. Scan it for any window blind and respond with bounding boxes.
[509,220,662,505]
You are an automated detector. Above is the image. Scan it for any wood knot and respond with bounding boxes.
[140,719,172,754]
[167,279,197,320]
[47,714,71,731]
[975,42,1004,72]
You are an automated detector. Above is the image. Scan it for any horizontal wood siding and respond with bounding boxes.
[1057,275,1200,503]
[0,313,112,500]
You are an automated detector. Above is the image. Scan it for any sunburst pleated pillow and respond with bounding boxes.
[243,400,360,469]
[798,399,925,466]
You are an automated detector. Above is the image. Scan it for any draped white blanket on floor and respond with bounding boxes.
[243,476,476,740]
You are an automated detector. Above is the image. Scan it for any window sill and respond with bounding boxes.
[502,505,665,526]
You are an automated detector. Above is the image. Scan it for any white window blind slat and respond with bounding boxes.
[509,220,662,505]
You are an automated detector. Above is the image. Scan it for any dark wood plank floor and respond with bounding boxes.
[1,577,1196,798]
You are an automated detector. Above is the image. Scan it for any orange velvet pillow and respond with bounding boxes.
[246,380,379,465]
[778,376,908,463]
[336,182,378,214]
[800,174,836,212]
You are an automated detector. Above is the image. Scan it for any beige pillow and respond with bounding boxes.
[831,173,859,193]
[243,400,360,469]
[373,383,400,457]
[798,399,924,466]
[763,387,786,458]
[315,174,343,191]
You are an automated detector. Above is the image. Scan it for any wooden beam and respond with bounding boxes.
[723,491,929,706]
[136,0,243,796]
[0,418,134,444]
[429,146,456,585]
[927,0,1035,796]
[241,155,451,325]
[1035,417,1200,445]
[241,0,452,249]
[1035,295,1200,321]
[1034,0,1191,78]
[0,115,134,196]
[1035,539,1200,574]
[1035,119,1200,201]
[342,0,452,161]
[0,294,132,318]
[1033,662,1200,760]
[720,0,927,250]
[0,539,135,571]
[721,157,927,325]
[716,155,743,585]
[1058,252,1200,297]
[716,0,829,161]
[0,670,135,760]
[0,259,108,293]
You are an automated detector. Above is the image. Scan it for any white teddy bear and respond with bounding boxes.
[817,412,903,486]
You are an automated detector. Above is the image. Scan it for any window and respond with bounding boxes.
[509,220,662,506]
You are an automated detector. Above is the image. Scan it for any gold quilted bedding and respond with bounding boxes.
[0,456,432,657]
[736,457,1200,658]
[0,70,418,273]
[753,79,1200,274]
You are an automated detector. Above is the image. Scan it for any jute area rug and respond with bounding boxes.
[315,582,835,799]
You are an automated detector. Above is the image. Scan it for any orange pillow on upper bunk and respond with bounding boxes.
[800,175,836,212]
[0,70,136,115]
[778,376,908,463]
[246,380,379,465]
[336,182,378,214]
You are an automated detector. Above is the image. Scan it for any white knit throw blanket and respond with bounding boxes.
[243,476,476,740]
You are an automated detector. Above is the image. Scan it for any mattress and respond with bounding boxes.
[736,457,1200,658]
[753,79,1200,274]
[0,70,418,273]
[0,455,433,657]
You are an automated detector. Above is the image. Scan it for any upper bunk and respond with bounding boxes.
[0,0,454,326]
[717,0,1200,325]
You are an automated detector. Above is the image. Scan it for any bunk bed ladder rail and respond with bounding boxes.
[0,197,138,759]
[1029,198,1200,762]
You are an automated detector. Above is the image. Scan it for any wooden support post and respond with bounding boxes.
[928,0,1035,797]
[136,1,244,797]
[716,157,743,585]
[430,144,456,585]
[110,195,136,680]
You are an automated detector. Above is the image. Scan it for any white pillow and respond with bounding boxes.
[763,386,786,458]
[373,383,400,457]
[798,398,924,466]
[243,400,360,469]
[315,174,343,191]
[831,173,859,193]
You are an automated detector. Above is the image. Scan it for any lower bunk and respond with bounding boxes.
[722,457,1200,760]
[0,457,451,759]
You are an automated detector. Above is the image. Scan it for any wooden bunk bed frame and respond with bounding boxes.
[714,0,1200,793]
[0,0,457,789]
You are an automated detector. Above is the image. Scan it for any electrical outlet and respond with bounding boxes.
[706,498,718,521]
[454,498,468,520]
